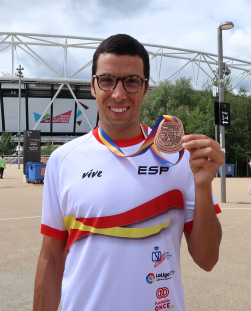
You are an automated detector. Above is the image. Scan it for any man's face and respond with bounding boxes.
[91,53,149,139]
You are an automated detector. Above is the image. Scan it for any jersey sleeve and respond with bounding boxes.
[41,151,68,239]
[183,152,221,232]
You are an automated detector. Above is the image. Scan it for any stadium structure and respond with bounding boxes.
[0,32,251,143]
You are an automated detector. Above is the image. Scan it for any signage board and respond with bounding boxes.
[23,130,41,174]
[220,103,230,126]
[214,102,230,126]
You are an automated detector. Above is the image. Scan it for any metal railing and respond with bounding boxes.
[3,156,50,165]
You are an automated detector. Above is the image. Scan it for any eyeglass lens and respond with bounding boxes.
[98,75,142,93]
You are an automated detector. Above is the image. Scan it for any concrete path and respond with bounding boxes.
[181,177,251,310]
[0,165,251,310]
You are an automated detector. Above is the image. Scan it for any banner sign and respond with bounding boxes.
[23,130,41,174]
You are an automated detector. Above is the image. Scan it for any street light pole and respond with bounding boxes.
[16,65,24,169]
[217,21,234,203]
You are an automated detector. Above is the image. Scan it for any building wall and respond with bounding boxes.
[0,82,98,136]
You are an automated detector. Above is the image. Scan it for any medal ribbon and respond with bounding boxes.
[98,115,184,167]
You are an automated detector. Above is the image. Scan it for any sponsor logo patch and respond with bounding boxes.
[152,246,172,268]
[82,169,102,179]
[156,287,169,299]
[146,273,155,284]
[155,289,174,311]
[155,300,175,311]
[147,271,175,284]
[156,270,175,281]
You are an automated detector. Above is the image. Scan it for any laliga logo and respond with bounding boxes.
[146,273,155,284]
[156,287,169,299]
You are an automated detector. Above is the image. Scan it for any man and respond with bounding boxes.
[34,34,224,311]
[0,155,6,178]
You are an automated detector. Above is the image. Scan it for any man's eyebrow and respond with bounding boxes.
[98,73,143,78]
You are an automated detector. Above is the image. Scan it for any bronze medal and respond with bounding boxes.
[154,117,184,154]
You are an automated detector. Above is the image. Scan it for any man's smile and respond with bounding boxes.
[109,107,129,114]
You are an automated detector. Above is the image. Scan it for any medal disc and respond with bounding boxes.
[154,117,184,154]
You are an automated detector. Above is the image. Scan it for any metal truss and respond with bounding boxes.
[0,32,250,87]
[0,32,251,130]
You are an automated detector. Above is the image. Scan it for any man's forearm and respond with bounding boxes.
[33,256,65,311]
[186,185,222,271]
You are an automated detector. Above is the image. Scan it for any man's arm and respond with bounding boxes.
[33,235,67,311]
[182,134,224,272]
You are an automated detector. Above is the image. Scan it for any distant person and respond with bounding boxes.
[0,155,6,178]
[248,159,251,172]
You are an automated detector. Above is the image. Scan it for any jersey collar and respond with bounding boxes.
[92,125,148,147]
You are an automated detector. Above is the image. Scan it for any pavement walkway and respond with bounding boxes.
[0,165,251,310]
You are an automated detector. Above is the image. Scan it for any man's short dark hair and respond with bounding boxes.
[92,34,150,81]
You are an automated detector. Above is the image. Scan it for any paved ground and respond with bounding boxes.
[0,165,251,310]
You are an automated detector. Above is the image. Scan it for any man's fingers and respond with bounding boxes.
[188,147,224,166]
[189,157,220,175]
[183,134,209,142]
[182,134,224,167]
[183,135,220,150]
[183,135,223,152]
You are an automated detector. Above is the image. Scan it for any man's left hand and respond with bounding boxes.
[182,134,224,188]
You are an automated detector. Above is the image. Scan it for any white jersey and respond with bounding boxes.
[41,126,220,311]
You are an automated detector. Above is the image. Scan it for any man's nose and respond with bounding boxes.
[111,80,127,101]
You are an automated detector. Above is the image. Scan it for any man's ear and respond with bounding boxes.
[143,81,149,99]
[91,77,96,98]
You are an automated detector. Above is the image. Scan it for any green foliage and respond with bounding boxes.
[224,85,251,175]
[141,77,194,130]
[141,77,251,176]
[41,138,58,156]
[0,131,17,155]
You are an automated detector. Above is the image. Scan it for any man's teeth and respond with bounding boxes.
[110,107,128,113]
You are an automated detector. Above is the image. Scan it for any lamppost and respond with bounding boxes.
[218,21,234,202]
[16,65,24,169]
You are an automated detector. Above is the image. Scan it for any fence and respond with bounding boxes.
[4,156,50,165]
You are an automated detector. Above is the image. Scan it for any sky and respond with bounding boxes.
[0,0,251,92]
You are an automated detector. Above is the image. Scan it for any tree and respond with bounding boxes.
[224,85,251,176]
[141,77,195,130]
[0,131,17,155]
[41,138,58,156]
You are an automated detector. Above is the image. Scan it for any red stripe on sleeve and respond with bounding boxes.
[184,220,193,232]
[183,203,222,232]
[214,203,222,214]
[41,224,68,239]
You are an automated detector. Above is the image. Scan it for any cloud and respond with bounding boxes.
[0,0,250,92]
[228,27,251,60]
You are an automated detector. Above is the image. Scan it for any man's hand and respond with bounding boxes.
[182,134,224,188]
[182,134,223,271]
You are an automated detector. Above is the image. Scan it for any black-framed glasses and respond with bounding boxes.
[93,74,148,93]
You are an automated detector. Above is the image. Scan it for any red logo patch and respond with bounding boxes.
[156,287,169,299]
